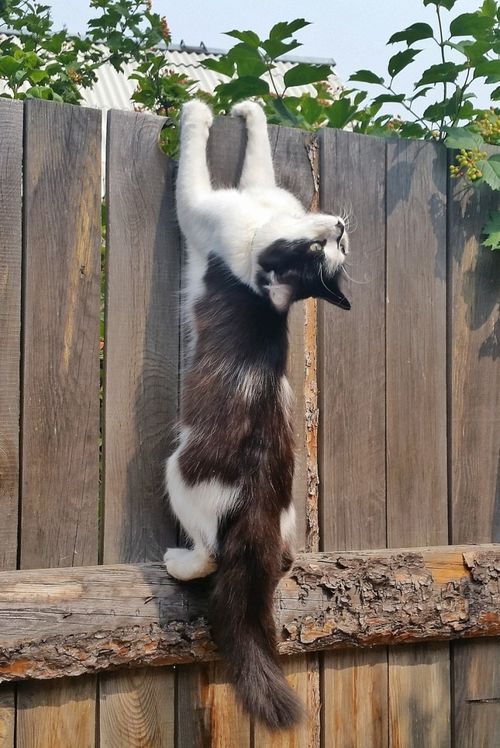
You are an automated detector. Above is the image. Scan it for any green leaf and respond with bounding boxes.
[450,12,493,38]
[399,121,426,138]
[271,96,299,125]
[372,93,405,104]
[215,75,269,102]
[202,57,234,78]
[350,69,384,85]
[388,48,421,78]
[491,85,500,100]
[415,62,465,86]
[482,211,500,249]
[283,63,332,88]
[228,43,267,78]
[423,0,458,9]
[269,19,310,41]
[298,94,324,125]
[474,60,500,84]
[450,39,491,64]
[225,29,260,48]
[0,55,21,76]
[29,68,49,83]
[325,97,359,129]
[480,0,497,17]
[444,126,485,149]
[479,154,500,190]
[410,86,433,101]
[388,23,434,45]
[260,38,301,59]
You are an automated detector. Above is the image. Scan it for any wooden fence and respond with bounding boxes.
[0,98,499,747]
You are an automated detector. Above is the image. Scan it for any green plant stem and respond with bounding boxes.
[383,82,433,136]
[265,56,283,100]
[436,6,448,140]
[450,66,472,129]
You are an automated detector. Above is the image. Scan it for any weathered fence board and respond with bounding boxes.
[385,138,450,748]
[0,99,23,748]
[101,109,180,748]
[319,128,388,748]
[17,99,101,748]
[0,100,498,747]
[449,166,500,748]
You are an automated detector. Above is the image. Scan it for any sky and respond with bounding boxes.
[45,0,489,111]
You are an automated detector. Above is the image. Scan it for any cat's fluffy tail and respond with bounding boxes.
[210,512,302,730]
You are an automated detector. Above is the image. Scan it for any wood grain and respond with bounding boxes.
[319,128,388,748]
[0,99,23,748]
[100,669,175,748]
[0,99,22,572]
[449,159,500,747]
[386,138,449,748]
[18,99,101,748]
[0,546,498,681]
[101,109,180,748]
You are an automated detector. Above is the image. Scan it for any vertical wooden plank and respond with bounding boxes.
[175,115,251,748]
[100,109,179,748]
[449,166,500,748]
[0,99,22,572]
[254,126,320,748]
[319,128,388,748]
[17,100,101,747]
[386,139,450,748]
[0,97,22,748]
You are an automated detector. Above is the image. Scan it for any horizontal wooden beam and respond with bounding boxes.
[0,545,498,682]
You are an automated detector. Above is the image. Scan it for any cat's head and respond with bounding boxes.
[252,214,350,313]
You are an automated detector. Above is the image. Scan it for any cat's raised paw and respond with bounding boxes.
[164,547,217,581]
[181,100,213,130]
[231,100,266,121]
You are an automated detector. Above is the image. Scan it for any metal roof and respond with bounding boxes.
[81,45,340,112]
[0,31,341,111]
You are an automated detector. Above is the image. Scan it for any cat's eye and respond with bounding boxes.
[309,241,323,252]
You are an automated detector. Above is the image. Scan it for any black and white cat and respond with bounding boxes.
[164,99,350,729]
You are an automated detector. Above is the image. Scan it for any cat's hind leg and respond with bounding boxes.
[231,100,276,190]
[176,100,214,226]
[163,546,216,581]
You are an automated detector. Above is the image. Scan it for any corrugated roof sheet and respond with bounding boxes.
[0,33,341,111]
[81,46,341,111]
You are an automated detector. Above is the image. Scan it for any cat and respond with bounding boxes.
[164,99,350,730]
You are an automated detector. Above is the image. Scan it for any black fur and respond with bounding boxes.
[177,250,348,729]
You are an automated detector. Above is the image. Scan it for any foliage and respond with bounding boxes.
[0,0,169,103]
[194,0,500,249]
[0,0,499,247]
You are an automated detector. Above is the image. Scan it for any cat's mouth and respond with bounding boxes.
[258,262,350,312]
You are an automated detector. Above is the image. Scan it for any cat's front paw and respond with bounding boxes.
[181,100,213,131]
[231,100,266,122]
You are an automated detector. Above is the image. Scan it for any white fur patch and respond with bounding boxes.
[165,431,241,554]
[280,503,296,547]
[280,376,294,421]
[163,546,216,580]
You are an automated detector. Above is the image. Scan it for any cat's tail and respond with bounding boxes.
[210,511,302,730]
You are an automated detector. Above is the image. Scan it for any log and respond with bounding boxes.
[0,545,498,682]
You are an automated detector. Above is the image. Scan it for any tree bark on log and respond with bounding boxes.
[0,545,498,682]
